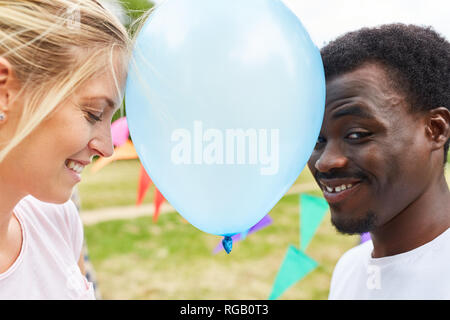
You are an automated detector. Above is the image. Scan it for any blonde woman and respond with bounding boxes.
[0,0,131,299]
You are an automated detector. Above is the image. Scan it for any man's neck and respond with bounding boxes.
[370,175,450,258]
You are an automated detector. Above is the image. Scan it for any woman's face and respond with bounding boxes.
[1,62,126,204]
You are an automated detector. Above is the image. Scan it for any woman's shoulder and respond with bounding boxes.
[15,195,81,235]
[15,195,84,260]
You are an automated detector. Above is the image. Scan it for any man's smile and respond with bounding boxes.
[320,179,364,204]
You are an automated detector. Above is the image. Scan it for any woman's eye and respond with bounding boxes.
[86,111,103,123]
[346,131,371,140]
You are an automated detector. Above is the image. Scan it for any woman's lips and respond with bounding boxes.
[64,159,87,183]
[65,164,82,183]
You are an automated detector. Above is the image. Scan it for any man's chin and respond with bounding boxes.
[330,210,376,235]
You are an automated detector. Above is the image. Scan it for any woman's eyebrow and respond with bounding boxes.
[81,96,117,109]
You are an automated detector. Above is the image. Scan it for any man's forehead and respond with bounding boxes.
[324,63,407,113]
[326,64,392,100]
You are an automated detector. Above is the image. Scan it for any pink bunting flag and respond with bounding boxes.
[109,117,167,222]
[111,116,129,147]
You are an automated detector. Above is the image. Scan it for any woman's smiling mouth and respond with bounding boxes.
[65,159,85,174]
[64,159,90,182]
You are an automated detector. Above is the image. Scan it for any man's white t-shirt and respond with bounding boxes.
[329,228,450,299]
[0,196,95,299]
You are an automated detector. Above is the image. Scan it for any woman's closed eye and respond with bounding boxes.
[84,110,103,123]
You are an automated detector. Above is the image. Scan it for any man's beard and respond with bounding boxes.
[331,210,377,235]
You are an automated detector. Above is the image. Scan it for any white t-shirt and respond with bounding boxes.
[0,196,95,299]
[329,228,450,299]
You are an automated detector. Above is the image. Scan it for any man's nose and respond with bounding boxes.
[314,141,348,172]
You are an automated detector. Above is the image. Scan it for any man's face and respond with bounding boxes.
[307,63,432,234]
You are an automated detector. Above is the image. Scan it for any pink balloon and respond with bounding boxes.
[111,117,129,147]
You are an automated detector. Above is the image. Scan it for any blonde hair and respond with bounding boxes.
[0,0,131,162]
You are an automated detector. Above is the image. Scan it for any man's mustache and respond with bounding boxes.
[315,170,368,181]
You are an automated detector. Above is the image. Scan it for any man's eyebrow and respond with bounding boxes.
[331,105,375,120]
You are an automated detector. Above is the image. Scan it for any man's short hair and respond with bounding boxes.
[320,23,450,163]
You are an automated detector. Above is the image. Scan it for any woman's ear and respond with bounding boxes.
[425,107,450,151]
[0,57,10,110]
[0,57,20,123]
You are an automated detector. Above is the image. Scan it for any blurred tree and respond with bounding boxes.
[119,0,154,24]
[100,0,154,121]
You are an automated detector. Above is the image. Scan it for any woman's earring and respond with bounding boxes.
[0,111,6,122]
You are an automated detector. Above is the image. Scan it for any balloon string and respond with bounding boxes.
[222,236,233,254]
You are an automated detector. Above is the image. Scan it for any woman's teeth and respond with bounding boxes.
[324,184,353,193]
[66,160,84,174]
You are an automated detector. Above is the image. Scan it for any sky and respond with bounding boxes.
[282,0,450,47]
[147,0,450,48]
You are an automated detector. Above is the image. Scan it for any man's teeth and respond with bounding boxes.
[325,184,353,193]
[66,160,84,174]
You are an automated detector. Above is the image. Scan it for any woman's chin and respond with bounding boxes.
[31,189,74,205]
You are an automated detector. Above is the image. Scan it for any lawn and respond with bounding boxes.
[79,159,359,299]
[79,158,449,299]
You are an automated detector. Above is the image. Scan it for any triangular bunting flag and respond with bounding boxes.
[111,116,129,147]
[90,140,138,173]
[269,245,317,300]
[136,164,152,205]
[360,232,371,244]
[153,187,166,223]
[212,215,272,254]
[300,193,329,251]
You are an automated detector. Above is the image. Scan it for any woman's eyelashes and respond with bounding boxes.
[84,109,104,123]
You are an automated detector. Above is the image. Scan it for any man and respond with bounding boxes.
[307,24,450,299]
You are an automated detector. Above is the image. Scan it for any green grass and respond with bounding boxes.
[79,159,359,299]
[83,193,359,299]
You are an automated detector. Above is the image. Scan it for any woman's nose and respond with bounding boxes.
[88,125,114,158]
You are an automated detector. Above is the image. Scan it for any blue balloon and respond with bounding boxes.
[126,0,325,246]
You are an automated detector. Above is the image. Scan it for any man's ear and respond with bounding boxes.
[425,107,450,151]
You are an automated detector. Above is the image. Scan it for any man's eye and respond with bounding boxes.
[346,131,371,140]
[314,136,326,148]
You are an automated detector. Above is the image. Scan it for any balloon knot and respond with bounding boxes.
[222,236,233,254]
